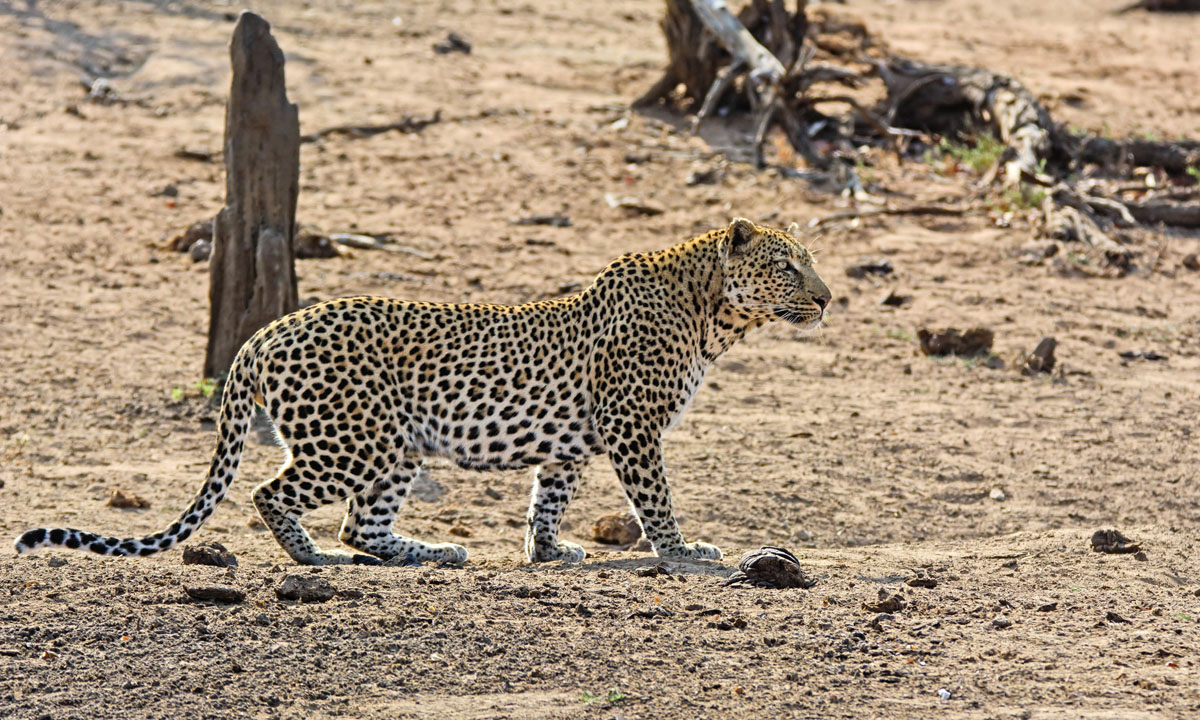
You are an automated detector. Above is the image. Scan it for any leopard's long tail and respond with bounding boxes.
[14,344,260,558]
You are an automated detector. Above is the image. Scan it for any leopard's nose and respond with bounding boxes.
[814,292,830,311]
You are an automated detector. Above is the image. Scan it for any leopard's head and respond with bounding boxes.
[719,217,831,330]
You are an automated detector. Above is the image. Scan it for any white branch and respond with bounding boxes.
[689,0,786,89]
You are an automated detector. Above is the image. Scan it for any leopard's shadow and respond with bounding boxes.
[513,553,736,580]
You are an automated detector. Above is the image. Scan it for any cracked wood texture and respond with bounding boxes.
[205,11,299,379]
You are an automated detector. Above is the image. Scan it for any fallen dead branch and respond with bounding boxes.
[637,0,1200,268]
[300,111,441,143]
[809,204,970,227]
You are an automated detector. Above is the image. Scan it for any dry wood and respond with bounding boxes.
[810,204,970,226]
[1122,200,1200,228]
[300,111,441,143]
[205,12,300,379]
[1118,0,1200,12]
[878,58,1053,185]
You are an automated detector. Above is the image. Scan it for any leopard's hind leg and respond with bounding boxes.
[338,458,467,564]
[251,464,381,566]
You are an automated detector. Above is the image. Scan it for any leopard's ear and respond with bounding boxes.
[727,217,755,258]
[786,221,801,239]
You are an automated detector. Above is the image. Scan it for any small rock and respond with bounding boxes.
[917,328,994,357]
[48,556,68,568]
[992,615,1012,629]
[184,585,245,603]
[791,528,813,542]
[295,228,340,259]
[686,166,724,186]
[1037,602,1058,612]
[863,589,906,613]
[989,488,1007,502]
[725,546,812,589]
[1091,529,1141,554]
[845,258,893,279]
[879,288,911,307]
[635,565,662,578]
[937,688,952,701]
[433,32,472,54]
[1182,253,1199,271]
[448,525,472,538]
[1134,550,1148,562]
[189,238,212,262]
[1022,337,1057,375]
[168,218,213,252]
[275,574,336,603]
[106,488,150,509]
[869,613,894,631]
[592,512,642,546]
[1105,610,1131,624]
[182,542,238,568]
[905,576,938,589]
[484,486,502,500]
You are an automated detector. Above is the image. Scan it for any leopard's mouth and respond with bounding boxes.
[772,307,823,329]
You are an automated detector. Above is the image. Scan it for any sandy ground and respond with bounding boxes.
[1,0,1199,718]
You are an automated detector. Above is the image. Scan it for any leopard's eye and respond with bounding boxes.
[774,260,790,271]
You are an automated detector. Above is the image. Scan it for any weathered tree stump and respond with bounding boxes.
[204,12,299,380]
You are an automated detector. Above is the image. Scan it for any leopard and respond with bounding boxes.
[15,218,831,566]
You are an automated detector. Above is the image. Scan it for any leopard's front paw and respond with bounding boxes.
[528,540,587,563]
[657,541,723,560]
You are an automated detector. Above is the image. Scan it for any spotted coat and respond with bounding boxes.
[16,218,831,565]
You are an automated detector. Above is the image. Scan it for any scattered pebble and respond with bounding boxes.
[725,546,812,589]
[184,584,245,603]
[433,32,472,54]
[635,564,668,578]
[1091,529,1141,554]
[295,228,340,259]
[989,488,1007,502]
[992,615,1012,629]
[1037,602,1057,612]
[905,576,938,589]
[1022,336,1057,375]
[189,238,212,262]
[1105,610,1131,624]
[845,258,893,279]
[686,166,724,186]
[182,542,238,568]
[937,688,952,701]
[448,525,472,537]
[168,218,213,252]
[863,589,906,613]
[1182,253,1199,271]
[592,511,642,546]
[106,488,150,509]
[879,288,911,307]
[48,556,68,568]
[275,574,336,603]
[917,327,994,357]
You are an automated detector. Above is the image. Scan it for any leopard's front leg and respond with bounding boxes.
[601,420,722,561]
[524,460,588,563]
